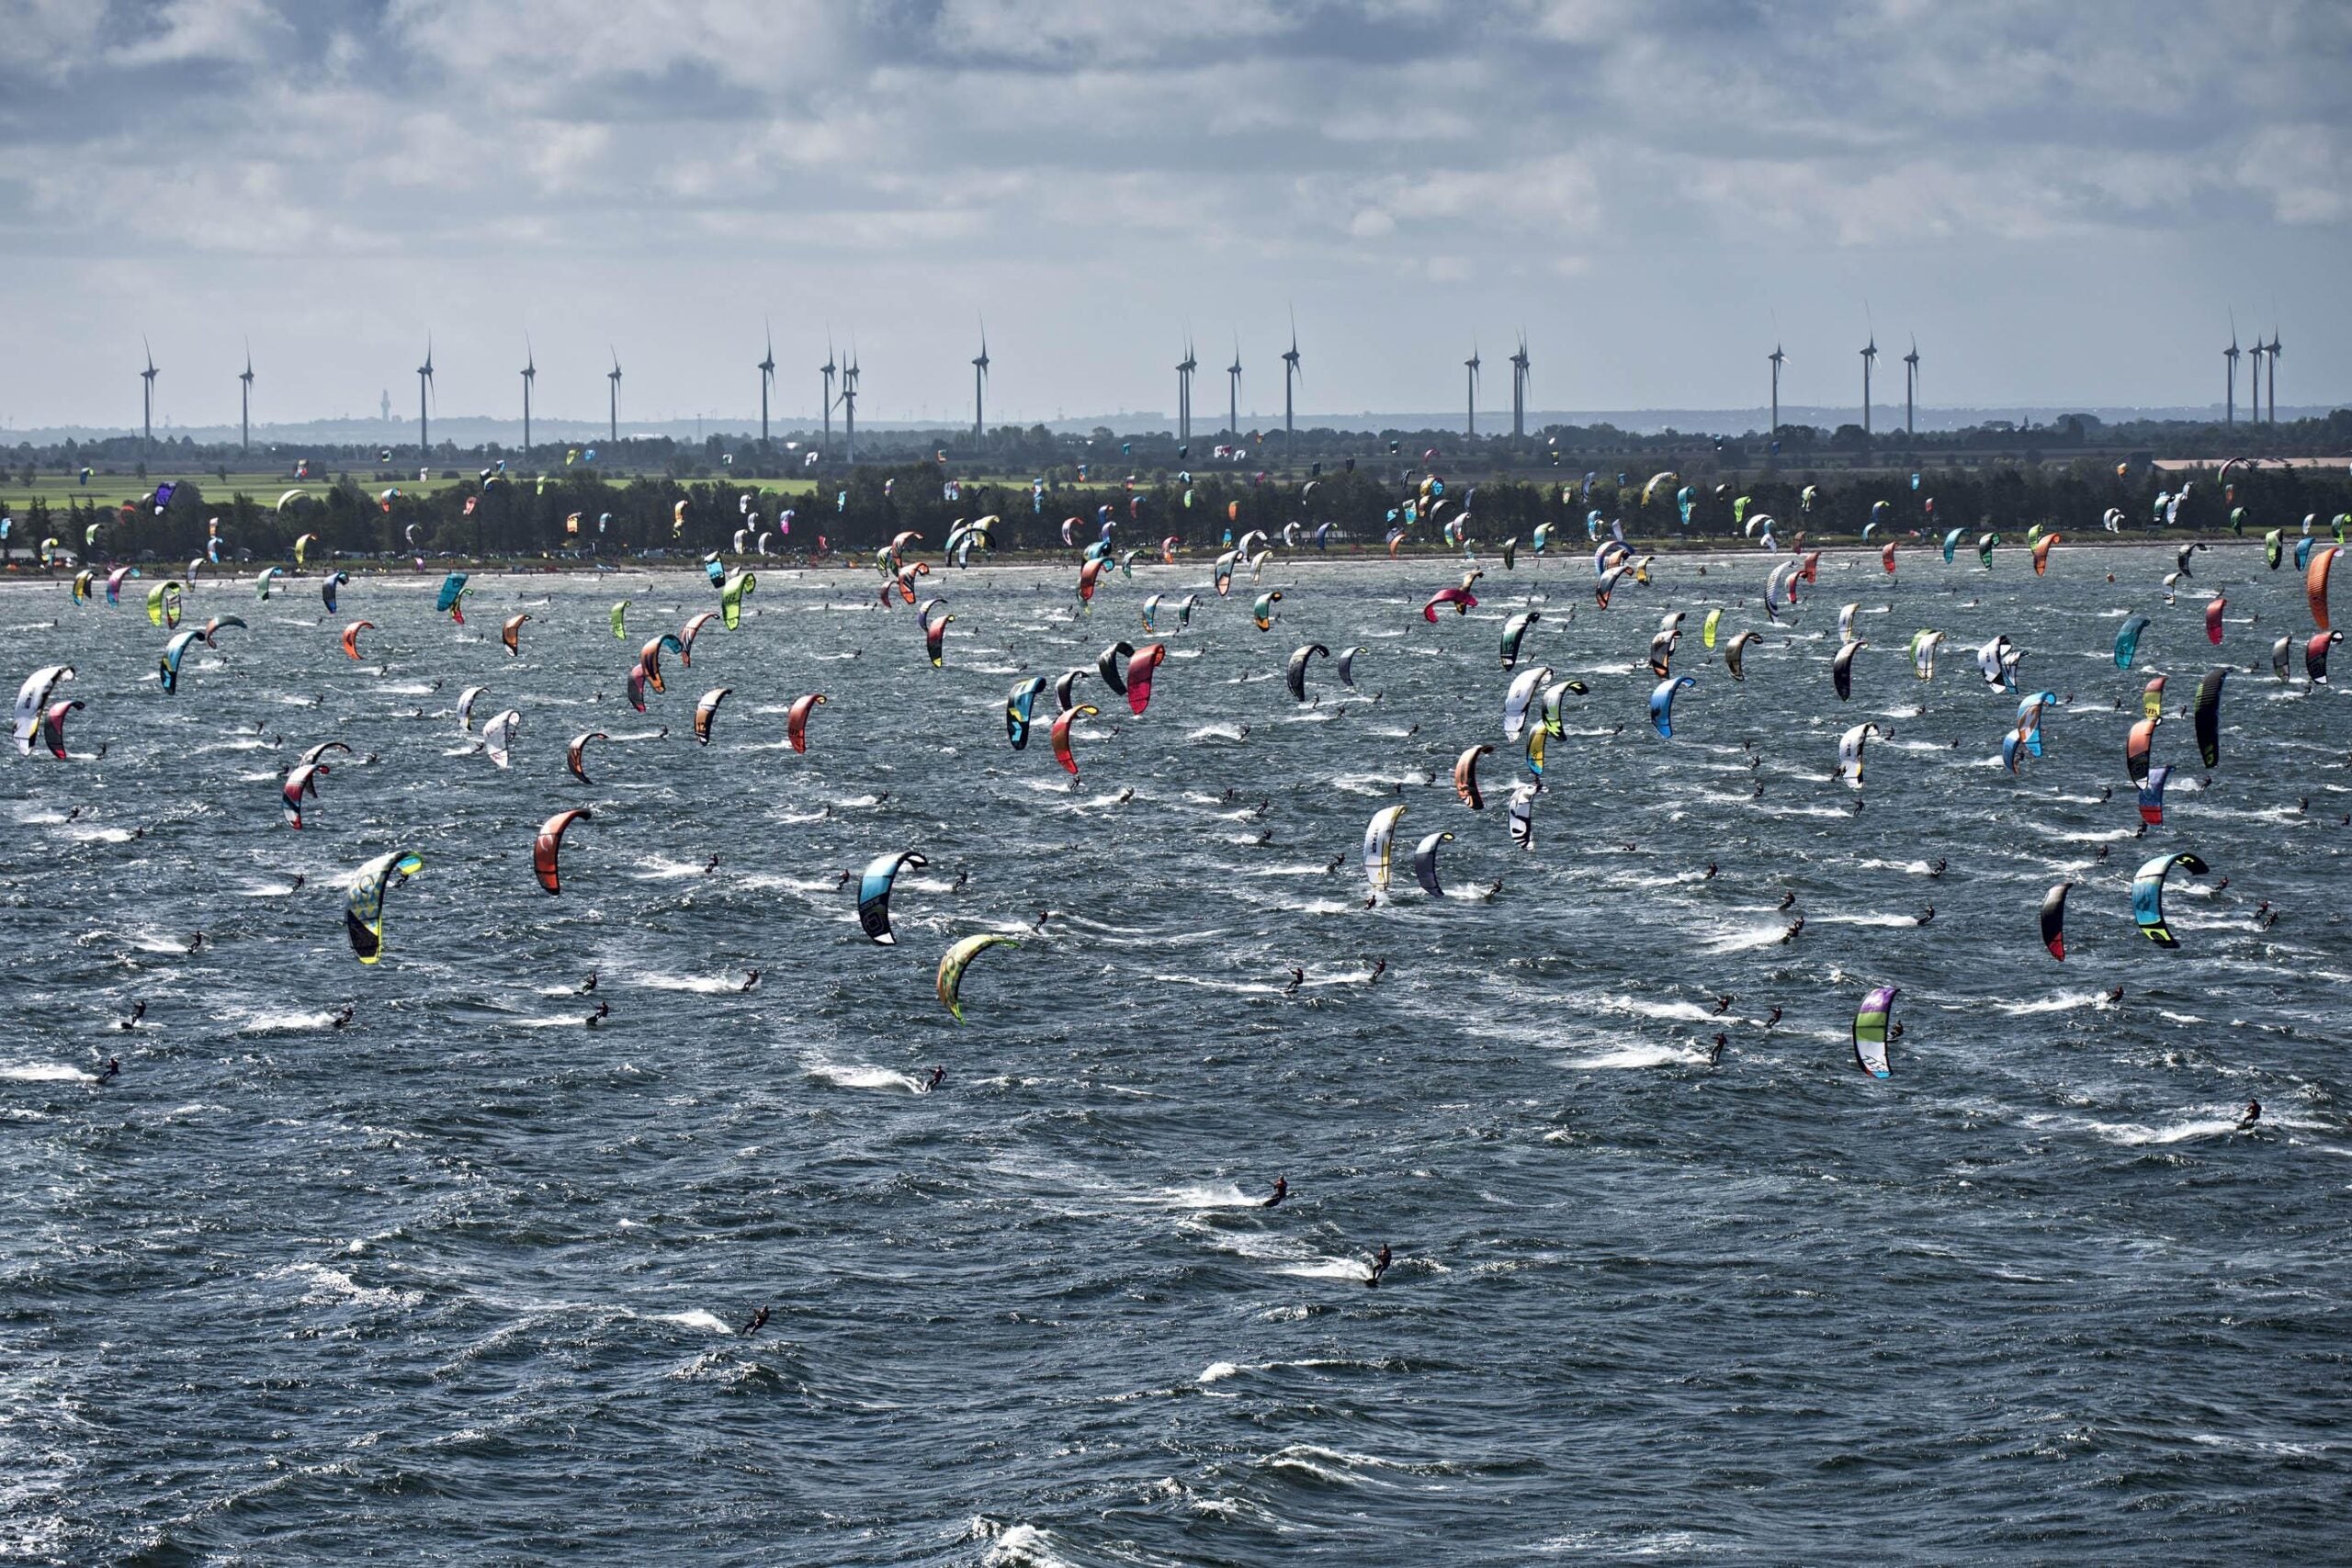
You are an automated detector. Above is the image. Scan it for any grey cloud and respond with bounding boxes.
[0,0,2342,429]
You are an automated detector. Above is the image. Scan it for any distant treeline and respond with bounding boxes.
[10,405,2352,485]
[7,458,2350,567]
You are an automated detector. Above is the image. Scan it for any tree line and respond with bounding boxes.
[6,457,2348,568]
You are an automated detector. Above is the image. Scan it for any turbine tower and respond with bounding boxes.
[1768,344,1785,449]
[842,352,860,464]
[238,342,254,454]
[1860,334,1878,440]
[1281,314,1301,470]
[1464,344,1481,438]
[2265,331,2282,424]
[758,322,775,450]
[417,337,435,459]
[1903,336,1919,437]
[606,349,621,446]
[1176,338,1196,447]
[820,338,837,457]
[520,337,537,457]
[2224,320,2240,428]
[1226,340,1241,441]
[1510,333,1530,441]
[971,321,989,450]
[141,338,158,459]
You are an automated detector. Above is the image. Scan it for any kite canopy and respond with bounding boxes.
[1853,987,1898,1079]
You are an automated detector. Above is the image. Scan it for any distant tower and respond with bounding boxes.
[971,321,989,449]
[520,337,537,455]
[417,337,435,459]
[141,340,159,458]
[1226,341,1241,440]
[1510,333,1530,441]
[1860,335,1878,439]
[842,353,860,464]
[2265,332,2282,424]
[820,338,837,457]
[758,323,775,450]
[2223,324,2239,428]
[1176,338,1196,447]
[379,389,390,424]
[1903,336,1919,437]
[238,343,254,453]
[1768,344,1785,448]
[606,350,621,445]
[1464,344,1481,438]
[1281,315,1301,470]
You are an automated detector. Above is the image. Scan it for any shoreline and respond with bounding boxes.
[0,532,2301,587]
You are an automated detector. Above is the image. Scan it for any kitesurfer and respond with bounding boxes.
[1709,1033,1727,1066]
[290,874,305,891]
[1764,1006,1782,1029]
[331,1006,355,1029]
[741,1305,770,1337]
[587,1000,611,1027]
[1778,891,1797,911]
[118,1001,145,1032]
[1917,906,1935,926]
[1283,967,1304,996]
[2239,1099,2262,1131]
[1781,917,1804,944]
[2104,986,2124,1005]
[1367,1244,1394,1288]
[97,1056,120,1083]
[1712,994,1734,1015]
[925,1066,946,1092]
[1263,1178,1288,1208]
[953,869,970,893]
[741,969,762,992]
[186,931,203,953]
[1369,958,1386,984]
[582,972,599,993]
[703,853,720,874]
[1928,860,1946,878]
[1703,862,1718,879]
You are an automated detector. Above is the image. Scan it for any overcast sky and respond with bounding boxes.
[3,0,2346,432]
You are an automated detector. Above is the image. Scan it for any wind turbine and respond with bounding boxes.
[1510,333,1531,441]
[1281,313,1301,470]
[842,347,859,464]
[239,341,254,454]
[758,321,775,450]
[1860,333,1878,440]
[972,320,989,450]
[606,349,621,446]
[141,338,158,459]
[417,336,435,459]
[1903,336,1919,438]
[2224,316,2240,428]
[1226,340,1241,440]
[521,336,537,456]
[1176,337,1196,447]
[1464,344,1481,438]
[1768,343,1786,448]
[2265,330,2282,424]
[820,337,837,457]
